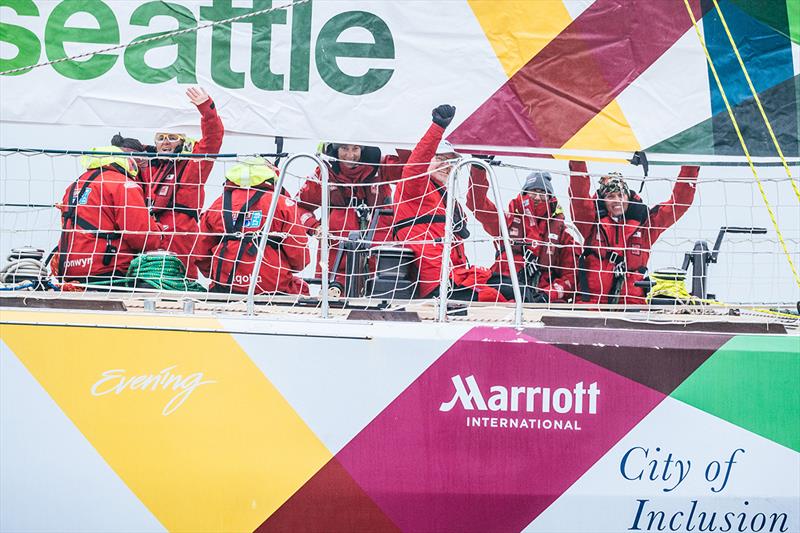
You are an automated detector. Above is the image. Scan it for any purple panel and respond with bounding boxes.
[335,327,666,532]
[449,84,541,147]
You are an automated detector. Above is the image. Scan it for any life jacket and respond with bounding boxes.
[211,185,288,287]
[392,180,470,240]
[578,199,650,301]
[499,194,568,278]
[56,166,125,277]
[148,158,200,221]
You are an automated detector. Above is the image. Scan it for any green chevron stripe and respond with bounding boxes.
[671,335,800,451]
[730,0,800,44]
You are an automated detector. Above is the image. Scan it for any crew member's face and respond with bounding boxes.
[603,191,629,218]
[429,153,454,185]
[337,144,362,168]
[526,188,550,215]
[155,132,184,154]
[526,188,548,203]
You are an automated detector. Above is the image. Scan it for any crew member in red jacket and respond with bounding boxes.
[568,160,699,304]
[52,147,164,281]
[468,167,579,302]
[194,159,309,295]
[296,143,402,285]
[139,87,225,276]
[392,105,504,301]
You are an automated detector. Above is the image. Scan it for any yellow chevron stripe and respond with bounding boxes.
[558,100,641,161]
[468,0,574,77]
[1,323,330,533]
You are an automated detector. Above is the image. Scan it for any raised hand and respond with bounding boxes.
[432,104,456,128]
[186,87,210,106]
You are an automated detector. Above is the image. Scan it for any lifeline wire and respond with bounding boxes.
[0,0,310,77]
[682,0,800,289]
[710,0,800,202]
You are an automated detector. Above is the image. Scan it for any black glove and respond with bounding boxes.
[432,105,456,128]
[528,289,549,304]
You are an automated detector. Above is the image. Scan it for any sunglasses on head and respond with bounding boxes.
[155,133,185,143]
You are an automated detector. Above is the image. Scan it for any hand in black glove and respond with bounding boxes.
[432,105,456,129]
[527,289,549,304]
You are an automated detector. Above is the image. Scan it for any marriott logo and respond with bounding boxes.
[439,375,600,415]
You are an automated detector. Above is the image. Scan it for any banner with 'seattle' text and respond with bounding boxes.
[0,0,502,146]
[1,0,799,155]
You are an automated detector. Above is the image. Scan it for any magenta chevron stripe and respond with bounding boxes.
[329,327,666,532]
[451,0,708,148]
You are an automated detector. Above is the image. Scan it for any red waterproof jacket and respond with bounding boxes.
[194,182,309,295]
[54,164,164,279]
[296,151,401,282]
[569,160,699,304]
[391,123,475,298]
[141,99,224,272]
[467,166,579,302]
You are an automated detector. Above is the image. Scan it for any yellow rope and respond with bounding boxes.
[710,0,800,202]
[646,274,799,320]
[682,0,800,288]
[647,276,697,304]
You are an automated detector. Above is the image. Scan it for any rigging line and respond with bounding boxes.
[711,0,800,202]
[682,0,800,288]
[0,0,310,77]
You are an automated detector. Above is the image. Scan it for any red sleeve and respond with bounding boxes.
[279,199,311,272]
[548,225,579,297]
[192,98,224,155]
[296,167,323,213]
[397,123,444,202]
[112,177,164,252]
[466,164,503,236]
[181,98,225,190]
[193,198,223,277]
[647,165,699,241]
[568,160,595,241]
[379,154,403,184]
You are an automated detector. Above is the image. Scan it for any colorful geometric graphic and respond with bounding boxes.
[454,0,800,157]
[1,312,798,533]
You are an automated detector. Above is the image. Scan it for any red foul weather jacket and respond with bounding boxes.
[194,182,309,295]
[568,160,699,304]
[53,164,164,279]
[296,152,401,282]
[141,98,224,273]
[467,166,579,302]
[392,123,501,300]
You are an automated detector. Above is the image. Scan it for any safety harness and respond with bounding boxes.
[213,187,284,288]
[393,182,470,239]
[57,167,123,277]
[150,159,200,221]
[577,202,650,303]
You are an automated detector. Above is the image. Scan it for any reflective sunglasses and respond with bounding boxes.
[155,133,186,143]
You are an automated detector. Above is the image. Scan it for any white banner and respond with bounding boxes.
[0,0,503,145]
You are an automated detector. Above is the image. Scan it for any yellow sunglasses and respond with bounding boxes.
[155,132,186,143]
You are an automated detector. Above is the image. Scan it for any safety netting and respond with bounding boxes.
[0,145,798,324]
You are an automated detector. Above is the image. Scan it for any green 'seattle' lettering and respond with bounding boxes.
[124,1,198,84]
[200,0,286,90]
[0,0,41,75]
[2,0,395,95]
[315,11,395,95]
[44,0,120,80]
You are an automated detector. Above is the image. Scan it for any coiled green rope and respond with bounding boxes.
[126,254,205,291]
[86,253,205,292]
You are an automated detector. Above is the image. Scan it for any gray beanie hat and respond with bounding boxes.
[523,171,554,195]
